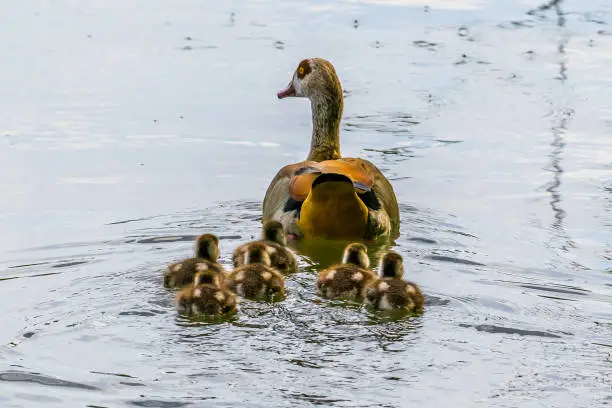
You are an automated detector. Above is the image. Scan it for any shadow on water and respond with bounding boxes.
[128,401,191,408]
[0,370,99,391]
[458,323,564,338]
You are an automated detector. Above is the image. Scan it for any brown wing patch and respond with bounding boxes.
[288,159,374,201]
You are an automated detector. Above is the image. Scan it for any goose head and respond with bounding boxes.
[277,57,344,162]
[193,268,223,288]
[378,251,404,279]
[277,58,343,105]
[262,220,286,246]
[342,243,370,269]
[195,233,220,262]
[244,242,272,266]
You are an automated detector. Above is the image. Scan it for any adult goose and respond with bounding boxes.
[262,58,399,241]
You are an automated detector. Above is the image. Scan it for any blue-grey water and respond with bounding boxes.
[1,0,611,407]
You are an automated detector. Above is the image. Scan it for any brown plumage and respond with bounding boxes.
[164,234,225,288]
[316,243,376,300]
[341,243,370,267]
[227,243,285,300]
[193,269,225,288]
[264,58,399,240]
[226,264,285,300]
[232,220,297,273]
[176,283,238,316]
[365,251,424,312]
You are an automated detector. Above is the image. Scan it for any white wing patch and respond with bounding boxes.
[196,263,209,272]
[261,271,272,281]
[378,281,390,292]
[172,264,182,272]
[351,272,363,282]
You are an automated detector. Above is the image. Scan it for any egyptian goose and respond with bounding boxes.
[175,282,238,317]
[226,242,285,300]
[316,243,377,301]
[263,58,400,240]
[164,234,225,288]
[365,251,424,312]
[232,220,297,274]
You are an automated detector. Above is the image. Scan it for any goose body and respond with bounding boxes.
[365,251,424,312]
[316,243,377,300]
[232,220,297,274]
[227,242,285,300]
[263,58,399,241]
[165,234,225,288]
[176,283,238,316]
[226,263,285,300]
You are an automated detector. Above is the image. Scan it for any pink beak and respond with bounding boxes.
[277,82,296,99]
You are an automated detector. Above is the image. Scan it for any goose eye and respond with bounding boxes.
[296,59,311,79]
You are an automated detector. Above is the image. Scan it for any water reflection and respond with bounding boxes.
[290,235,393,269]
[531,0,577,254]
[527,0,565,27]
[545,109,574,252]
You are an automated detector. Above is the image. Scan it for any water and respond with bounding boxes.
[1,0,611,406]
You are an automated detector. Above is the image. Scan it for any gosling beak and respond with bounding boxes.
[277,82,296,99]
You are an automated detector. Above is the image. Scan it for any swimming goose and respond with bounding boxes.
[164,234,225,288]
[316,243,377,300]
[175,283,238,317]
[263,58,399,241]
[365,251,424,312]
[227,242,285,300]
[232,220,297,274]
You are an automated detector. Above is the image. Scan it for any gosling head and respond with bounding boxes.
[342,243,369,268]
[195,234,220,262]
[193,269,222,288]
[262,220,286,246]
[378,251,404,279]
[244,242,272,266]
[277,58,343,106]
[267,275,285,298]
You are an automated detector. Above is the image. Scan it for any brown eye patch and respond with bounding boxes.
[296,59,311,79]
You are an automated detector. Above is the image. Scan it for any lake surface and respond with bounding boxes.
[1,0,611,406]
